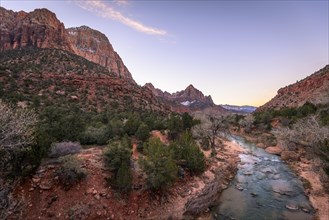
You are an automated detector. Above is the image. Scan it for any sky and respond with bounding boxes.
[1,0,328,106]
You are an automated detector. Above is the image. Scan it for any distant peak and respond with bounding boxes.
[186,84,196,90]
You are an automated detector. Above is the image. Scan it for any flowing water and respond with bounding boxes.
[213,136,314,220]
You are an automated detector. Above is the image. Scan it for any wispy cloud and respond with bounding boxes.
[74,0,167,36]
[114,0,130,7]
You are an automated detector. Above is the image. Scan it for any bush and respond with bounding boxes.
[170,132,206,175]
[135,123,150,142]
[139,138,177,190]
[38,106,85,142]
[79,125,111,146]
[0,100,38,176]
[103,142,131,172]
[56,155,86,188]
[109,161,132,192]
[320,109,329,126]
[49,142,82,158]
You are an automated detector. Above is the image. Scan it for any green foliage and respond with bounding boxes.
[139,138,177,190]
[319,109,329,126]
[296,102,317,117]
[56,155,87,188]
[111,161,132,193]
[124,113,141,135]
[80,125,112,146]
[170,132,206,175]
[135,123,150,142]
[167,114,183,140]
[103,142,131,172]
[104,137,132,192]
[38,105,85,142]
[253,102,319,129]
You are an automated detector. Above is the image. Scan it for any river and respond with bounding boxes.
[212,136,314,220]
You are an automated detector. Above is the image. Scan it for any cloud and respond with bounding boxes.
[114,0,130,6]
[75,0,167,36]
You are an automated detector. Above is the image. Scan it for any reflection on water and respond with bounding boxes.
[213,136,314,220]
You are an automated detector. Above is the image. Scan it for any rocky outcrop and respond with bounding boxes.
[0,7,134,82]
[0,7,73,52]
[67,26,133,81]
[258,65,329,111]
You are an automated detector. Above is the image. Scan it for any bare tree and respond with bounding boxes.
[192,112,229,154]
[272,115,329,148]
[0,100,38,174]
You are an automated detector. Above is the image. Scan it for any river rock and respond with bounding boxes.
[281,151,299,161]
[265,146,283,155]
[256,143,266,149]
[286,204,299,211]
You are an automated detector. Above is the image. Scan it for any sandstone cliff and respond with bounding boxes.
[0,7,133,82]
[67,26,133,81]
[258,65,329,111]
[0,7,73,52]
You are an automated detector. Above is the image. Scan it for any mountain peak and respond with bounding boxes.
[0,6,134,82]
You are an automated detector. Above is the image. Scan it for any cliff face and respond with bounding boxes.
[0,7,73,52]
[67,26,133,81]
[0,7,134,82]
[258,65,329,111]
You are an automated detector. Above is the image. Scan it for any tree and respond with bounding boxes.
[135,123,150,142]
[0,101,38,175]
[139,138,177,190]
[103,142,131,172]
[167,114,183,140]
[193,114,228,155]
[114,161,132,192]
[170,132,205,175]
[104,139,132,192]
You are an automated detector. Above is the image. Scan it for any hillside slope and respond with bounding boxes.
[0,48,166,112]
[258,65,329,111]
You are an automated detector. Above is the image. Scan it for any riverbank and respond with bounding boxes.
[289,160,329,220]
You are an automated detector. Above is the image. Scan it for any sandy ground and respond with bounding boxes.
[292,160,329,220]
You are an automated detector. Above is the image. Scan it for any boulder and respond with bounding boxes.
[256,143,266,149]
[281,151,299,161]
[265,146,283,155]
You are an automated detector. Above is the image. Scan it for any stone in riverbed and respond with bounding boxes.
[265,146,283,155]
[286,204,299,211]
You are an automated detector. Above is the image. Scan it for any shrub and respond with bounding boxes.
[135,123,150,142]
[49,142,82,158]
[110,161,132,192]
[170,132,206,175]
[103,142,131,172]
[79,126,110,146]
[139,138,177,190]
[38,106,85,142]
[56,155,86,188]
[319,109,329,126]
[0,100,38,176]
